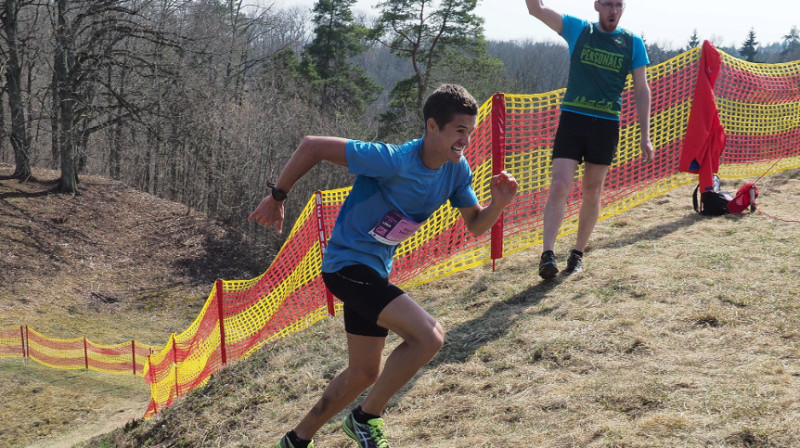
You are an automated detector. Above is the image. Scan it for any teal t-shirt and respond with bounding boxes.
[560,14,649,120]
[321,138,479,278]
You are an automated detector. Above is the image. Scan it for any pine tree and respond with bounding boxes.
[686,29,700,51]
[306,0,380,117]
[780,26,800,62]
[739,28,759,62]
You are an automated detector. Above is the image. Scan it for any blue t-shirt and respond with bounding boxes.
[560,14,649,119]
[321,138,479,278]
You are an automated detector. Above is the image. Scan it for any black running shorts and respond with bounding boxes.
[322,264,404,337]
[552,111,620,166]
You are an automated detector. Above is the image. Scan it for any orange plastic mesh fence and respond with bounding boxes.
[143,45,799,418]
[0,326,25,359]
[16,326,159,376]
[3,46,798,419]
[715,52,800,176]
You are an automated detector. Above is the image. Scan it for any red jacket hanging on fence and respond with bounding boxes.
[679,41,726,192]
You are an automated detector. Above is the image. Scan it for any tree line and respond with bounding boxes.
[1,0,797,260]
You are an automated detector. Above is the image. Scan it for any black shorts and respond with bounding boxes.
[552,111,620,166]
[322,264,404,337]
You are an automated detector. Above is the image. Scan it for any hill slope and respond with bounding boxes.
[68,167,800,448]
[0,164,265,448]
[2,165,799,448]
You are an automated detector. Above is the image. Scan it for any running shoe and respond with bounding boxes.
[342,410,390,448]
[565,250,583,275]
[273,433,314,448]
[538,251,559,279]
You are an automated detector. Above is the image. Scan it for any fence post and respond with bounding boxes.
[131,340,137,375]
[23,326,28,367]
[148,355,158,415]
[215,279,227,365]
[490,93,507,271]
[19,325,26,366]
[83,337,89,371]
[172,334,179,396]
[315,191,335,316]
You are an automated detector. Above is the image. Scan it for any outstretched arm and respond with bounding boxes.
[632,66,654,163]
[248,136,349,234]
[525,0,563,34]
[458,170,519,236]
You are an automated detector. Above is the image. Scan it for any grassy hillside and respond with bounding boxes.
[3,165,800,448]
[0,165,263,448]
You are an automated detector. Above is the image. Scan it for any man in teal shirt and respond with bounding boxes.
[526,0,654,279]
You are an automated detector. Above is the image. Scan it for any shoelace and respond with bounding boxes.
[368,419,389,448]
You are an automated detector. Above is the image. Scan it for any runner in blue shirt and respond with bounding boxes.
[250,84,518,448]
[526,0,654,279]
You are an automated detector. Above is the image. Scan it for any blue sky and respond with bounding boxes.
[282,0,799,49]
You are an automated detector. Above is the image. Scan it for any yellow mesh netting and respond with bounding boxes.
[2,45,796,419]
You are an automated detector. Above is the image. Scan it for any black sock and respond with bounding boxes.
[542,250,555,257]
[287,430,311,448]
[353,405,380,424]
[571,249,583,258]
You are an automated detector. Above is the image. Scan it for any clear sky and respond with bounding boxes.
[279,0,800,49]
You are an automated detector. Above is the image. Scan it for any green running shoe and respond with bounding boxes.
[342,410,390,448]
[273,433,314,448]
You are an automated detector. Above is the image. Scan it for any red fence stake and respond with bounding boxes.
[23,326,28,366]
[131,340,137,375]
[83,337,89,371]
[315,191,335,316]
[148,355,158,415]
[20,325,25,358]
[215,279,227,365]
[490,93,507,271]
[172,334,178,365]
[172,335,179,395]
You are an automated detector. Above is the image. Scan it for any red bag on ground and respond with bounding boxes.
[727,183,758,214]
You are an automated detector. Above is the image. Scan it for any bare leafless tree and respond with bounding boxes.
[51,0,181,193]
[1,0,36,180]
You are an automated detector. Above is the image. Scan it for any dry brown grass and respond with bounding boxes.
[77,168,800,448]
[0,164,261,448]
[3,165,800,448]
[1,361,149,448]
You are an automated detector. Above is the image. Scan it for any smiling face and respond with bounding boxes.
[594,0,625,32]
[421,113,477,169]
[419,84,479,169]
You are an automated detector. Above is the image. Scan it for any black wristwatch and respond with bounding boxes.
[267,182,288,201]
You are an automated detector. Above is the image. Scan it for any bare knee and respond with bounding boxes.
[582,183,604,202]
[549,176,573,199]
[419,321,445,357]
[347,364,381,389]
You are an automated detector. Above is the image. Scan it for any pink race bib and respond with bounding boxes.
[368,210,424,246]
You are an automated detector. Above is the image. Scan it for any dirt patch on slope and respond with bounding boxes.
[0,164,272,448]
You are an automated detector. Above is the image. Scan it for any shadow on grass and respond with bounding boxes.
[171,228,268,284]
[431,279,558,366]
[374,276,563,411]
[598,213,704,250]
[0,178,60,199]
[382,215,704,408]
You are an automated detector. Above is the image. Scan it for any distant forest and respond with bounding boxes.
[1,0,798,261]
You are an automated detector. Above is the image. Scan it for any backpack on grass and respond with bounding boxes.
[693,175,732,216]
[693,187,733,216]
[692,176,759,216]
[727,183,758,214]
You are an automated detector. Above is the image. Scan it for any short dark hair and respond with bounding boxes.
[423,84,478,130]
